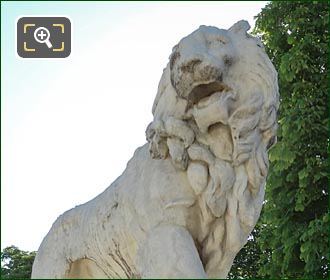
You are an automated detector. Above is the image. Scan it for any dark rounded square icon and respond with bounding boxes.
[17,17,71,58]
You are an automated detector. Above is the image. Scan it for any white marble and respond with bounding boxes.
[32,20,279,279]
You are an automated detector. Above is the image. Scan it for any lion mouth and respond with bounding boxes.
[186,80,231,111]
[187,80,236,134]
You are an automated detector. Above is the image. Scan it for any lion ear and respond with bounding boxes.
[228,20,250,35]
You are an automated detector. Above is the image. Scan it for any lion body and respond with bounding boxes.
[32,145,215,278]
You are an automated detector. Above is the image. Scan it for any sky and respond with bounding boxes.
[1,1,268,252]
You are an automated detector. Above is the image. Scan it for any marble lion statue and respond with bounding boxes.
[32,20,279,279]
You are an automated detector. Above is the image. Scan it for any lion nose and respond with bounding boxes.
[179,59,202,73]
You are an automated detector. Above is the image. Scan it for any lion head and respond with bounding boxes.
[146,20,279,278]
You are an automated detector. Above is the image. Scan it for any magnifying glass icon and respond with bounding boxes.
[34,27,53,48]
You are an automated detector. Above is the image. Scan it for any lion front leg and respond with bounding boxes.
[137,224,207,279]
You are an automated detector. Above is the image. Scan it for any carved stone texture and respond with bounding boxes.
[32,20,279,279]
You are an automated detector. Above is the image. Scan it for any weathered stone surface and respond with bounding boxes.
[32,20,279,279]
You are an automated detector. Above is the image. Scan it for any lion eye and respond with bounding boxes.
[216,35,229,44]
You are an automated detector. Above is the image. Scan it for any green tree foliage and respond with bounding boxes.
[228,227,263,279]
[1,246,36,279]
[251,1,329,278]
